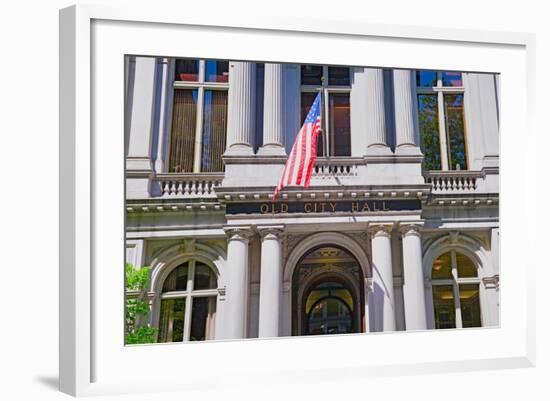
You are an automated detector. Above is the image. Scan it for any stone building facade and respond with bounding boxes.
[125,57,500,342]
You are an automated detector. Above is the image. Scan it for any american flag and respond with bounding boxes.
[273,92,322,200]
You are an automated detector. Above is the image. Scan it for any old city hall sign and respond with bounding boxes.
[226,200,422,215]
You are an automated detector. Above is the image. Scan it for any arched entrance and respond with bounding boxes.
[292,245,365,336]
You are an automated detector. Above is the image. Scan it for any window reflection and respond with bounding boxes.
[432,285,456,329]
[175,59,199,81]
[159,298,186,342]
[169,89,198,172]
[328,66,350,86]
[329,93,351,156]
[459,284,481,328]
[200,90,228,172]
[301,65,323,85]
[205,60,229,83]
[416,70,437,87]
[442,71,463,87]
[417,94,442,170]
[163,263,189,292]
[190,296,217,341]
[444,94,467,170]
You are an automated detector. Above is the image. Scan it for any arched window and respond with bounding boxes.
[431,251,482,329]
[158,260,218,342]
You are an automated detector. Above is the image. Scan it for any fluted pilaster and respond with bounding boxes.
[259,63,286,156]
[394,69,422,154]
[225,62,256,156]
[365,68,391,155]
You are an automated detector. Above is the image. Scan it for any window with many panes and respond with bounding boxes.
[416,71,468,171]
[168,59,229,173]
[158,260,218,342]
[300,65,351,157]
[430,251,482,329]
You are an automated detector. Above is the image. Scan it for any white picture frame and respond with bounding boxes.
[59,4,535,397]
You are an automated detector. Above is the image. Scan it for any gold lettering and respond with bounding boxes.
[351,202,359,212]
[281,203,288,213]
[362,202,371,212]
[319,202,326,212]
[260,204,269,214]
[383,200,390,211]
[372,201,378,211]
[304,203,312,213]
[330,202,337,212]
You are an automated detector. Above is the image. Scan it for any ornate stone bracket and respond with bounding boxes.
[482,274,500,290]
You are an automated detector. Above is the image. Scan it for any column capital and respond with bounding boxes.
[224,226,254,242]
[368,224,393,239]
[257,225,285,240]
[398,223,424,237]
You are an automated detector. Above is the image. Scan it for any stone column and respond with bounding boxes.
[400,224,427,330]
[126,56,157,198]
[394,69,422,155]
[369,224,396,331]
[259,63,286,156]
[258,226,284,337]
[365,68,391,155]
[224,227,253,339]
[225,61,256,156]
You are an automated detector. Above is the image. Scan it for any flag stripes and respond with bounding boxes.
[274,93,322,200]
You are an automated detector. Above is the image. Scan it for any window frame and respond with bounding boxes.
[430,250,483,329]
[168,59,230,173]
[158,259,219,342]
[299,65,352,157]
[416,71,469,171]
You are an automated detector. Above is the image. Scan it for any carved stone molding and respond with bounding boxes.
[224,226,253,242]
[368,224,393,239]
[482,274,500,290]
[398,223,423,238]
[257,225,285,241]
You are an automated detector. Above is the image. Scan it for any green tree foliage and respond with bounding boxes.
[125,263,157,344]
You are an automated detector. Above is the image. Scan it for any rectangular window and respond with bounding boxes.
[169,59,229,173]
[329,93,351,156]
[201,90,228,172]
[459,284,481,328]
[444,94,467,170]
[417,94,442,170]
[300,65,351,157]
[432,285,456,329]
[159,298,186,342]
[190,296,217,341]
[169,89,198,172]
[416,70,467,171]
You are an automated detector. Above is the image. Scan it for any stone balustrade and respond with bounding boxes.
[155,173,224,198]
[424,171,485,193]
